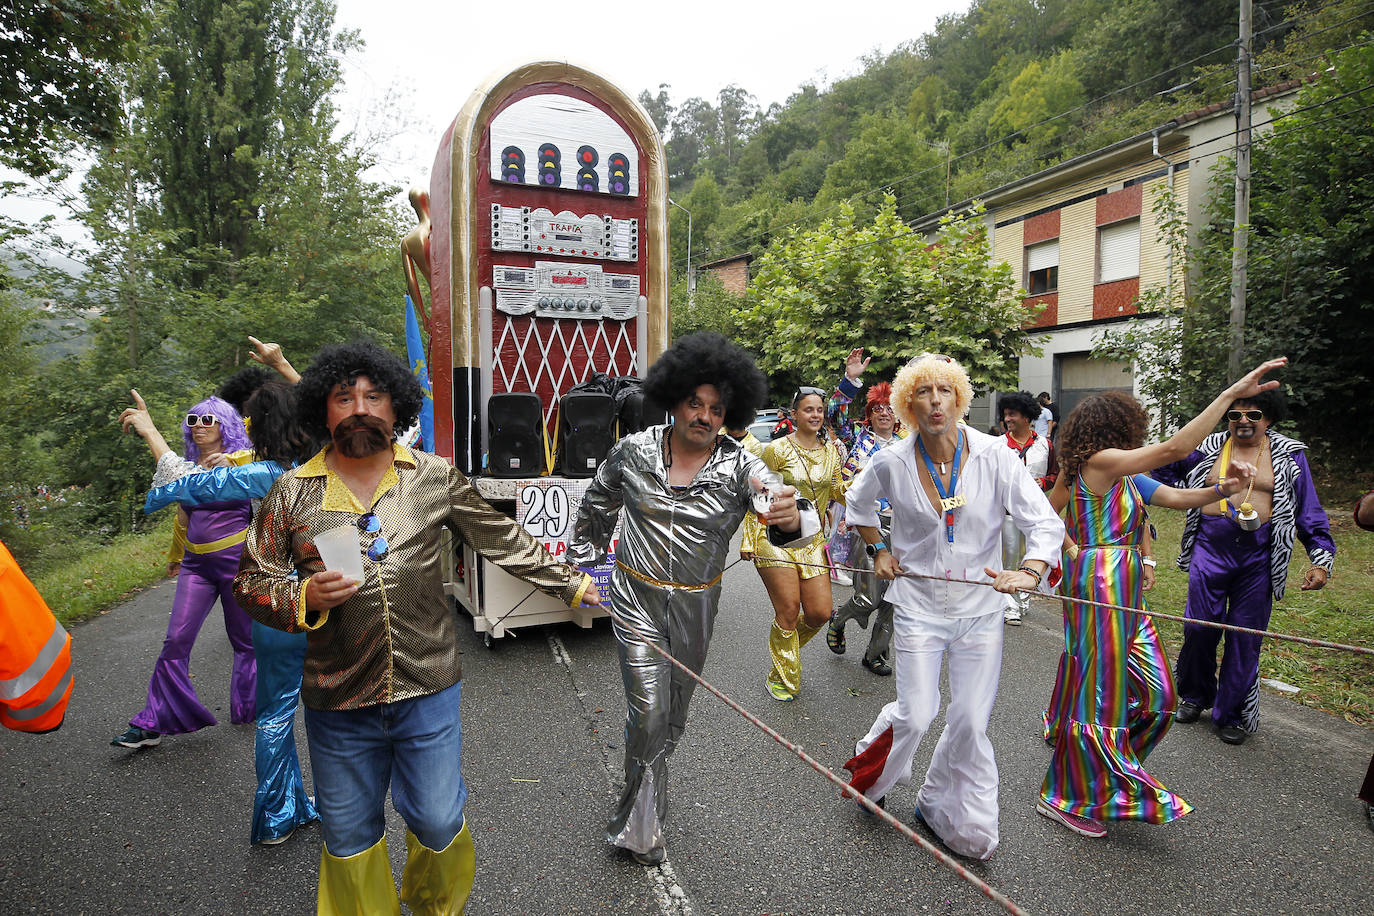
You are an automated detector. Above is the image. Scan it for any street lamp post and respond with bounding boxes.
[667,196,693,307]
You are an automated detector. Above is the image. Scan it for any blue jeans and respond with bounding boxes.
[304,681,466,857]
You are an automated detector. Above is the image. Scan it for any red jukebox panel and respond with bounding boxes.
[426,63,668,473]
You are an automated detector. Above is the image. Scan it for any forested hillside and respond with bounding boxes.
[1,0,1369,567]
[652,0,1374,273]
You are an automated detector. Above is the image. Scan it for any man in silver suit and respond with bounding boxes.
[569,332,818,867]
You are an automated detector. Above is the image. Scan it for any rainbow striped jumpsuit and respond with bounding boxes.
[1039,475,1193,824]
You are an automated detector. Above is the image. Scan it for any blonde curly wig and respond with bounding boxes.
[890,354,974,431]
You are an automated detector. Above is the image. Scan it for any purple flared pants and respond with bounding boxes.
[1174,515,1272,733]
[131,540,256,734]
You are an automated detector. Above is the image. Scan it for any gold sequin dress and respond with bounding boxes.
[751,436,843,579]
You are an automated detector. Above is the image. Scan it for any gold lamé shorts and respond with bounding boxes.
[751,532,828,579]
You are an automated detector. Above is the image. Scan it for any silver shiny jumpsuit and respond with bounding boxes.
[569,426,815,858]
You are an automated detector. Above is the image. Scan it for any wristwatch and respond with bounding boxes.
[865,540,888,558]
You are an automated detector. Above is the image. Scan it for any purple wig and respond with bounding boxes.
[182,395,252,461]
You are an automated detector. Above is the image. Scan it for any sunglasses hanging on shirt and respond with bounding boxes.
[357,512,390,561]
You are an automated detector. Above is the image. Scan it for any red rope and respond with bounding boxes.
[797,559,1374,658]
[600,601,1029,916]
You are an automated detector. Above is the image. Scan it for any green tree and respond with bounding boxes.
[669,272,742,341]
[714,84,760,172]
[816,114,945,222]
[701,191,815,265]
[1183,44,1374,453]
[666,96,717,181]
[140,0,358,287]
[669,174,723,271]
[734,195,1036,391]
[37,0,404,535]
[0,0,144,177]
[637,84,673,135]
[989,51,1086,147]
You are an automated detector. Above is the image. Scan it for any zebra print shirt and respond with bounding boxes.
[1159,429,1335,600]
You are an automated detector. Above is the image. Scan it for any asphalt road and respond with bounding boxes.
[2,554,1371,915]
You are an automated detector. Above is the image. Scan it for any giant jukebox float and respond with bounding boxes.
[402,61,669,643]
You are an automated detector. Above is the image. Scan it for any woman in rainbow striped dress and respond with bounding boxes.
[1037,358,1287,839]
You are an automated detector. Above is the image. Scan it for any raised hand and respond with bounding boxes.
[1229,357,1287,399]
[248,335,301,383]
[248,335,285,369]
[119,389,156,438]
[844,347,871,381]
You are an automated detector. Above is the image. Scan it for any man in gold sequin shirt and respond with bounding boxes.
[234,341,598,915]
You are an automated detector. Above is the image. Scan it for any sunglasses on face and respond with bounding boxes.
[869,404,894,414]
[1227,409,1264,422]
[185,414,220,428]
[357,513,389,561]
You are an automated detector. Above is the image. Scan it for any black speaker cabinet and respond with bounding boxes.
[487,393,544,477]
[616,389,665,435]
[557,392,614,478]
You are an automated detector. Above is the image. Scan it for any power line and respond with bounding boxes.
[735,84,1374,280]
[1256,34,1374,73]
[1255,0,1374,38]
[676,0,1374,271]
[677,40,1246,269]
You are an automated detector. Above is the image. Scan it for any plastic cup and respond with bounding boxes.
[314,525,364,582]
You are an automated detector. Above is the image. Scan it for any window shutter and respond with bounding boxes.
[1098,219,1140,282]
[1026,239,1059,272]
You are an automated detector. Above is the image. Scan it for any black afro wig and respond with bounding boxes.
[1230,388,1288,424]
[642,332,768,431]
[244,381,320,467]
[998,390,1042,423]
[218,367,274,414]
[295,341,425,444]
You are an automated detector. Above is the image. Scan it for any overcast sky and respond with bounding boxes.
[331,0,971,192]
[4,1,972,246]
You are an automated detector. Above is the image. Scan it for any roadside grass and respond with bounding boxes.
[1145,506,1374,729]
[32,514,177,628]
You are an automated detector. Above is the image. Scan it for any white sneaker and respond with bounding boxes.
[258,826,295,846]
[1004,607,1022,625]
[832,570,852,586]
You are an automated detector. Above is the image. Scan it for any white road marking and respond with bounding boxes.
[546,632,695,915]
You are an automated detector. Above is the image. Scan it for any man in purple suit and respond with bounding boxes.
[1155,389,1334,745]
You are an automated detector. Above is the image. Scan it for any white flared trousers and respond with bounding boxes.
[854,607,1004,859]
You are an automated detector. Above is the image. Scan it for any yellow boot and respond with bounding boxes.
[318,836,401,916]
[399,820,476,916]
[797,618,823,650]
[767,621,800,700]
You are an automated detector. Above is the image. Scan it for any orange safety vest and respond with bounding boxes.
[0,539,73,733]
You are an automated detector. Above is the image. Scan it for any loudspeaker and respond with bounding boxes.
[616,389,665,435]
[557,392,614,478]
[487,393,544,478]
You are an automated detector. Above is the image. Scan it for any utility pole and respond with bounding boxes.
[668,197,693,307]
[1227,0,1253,382]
